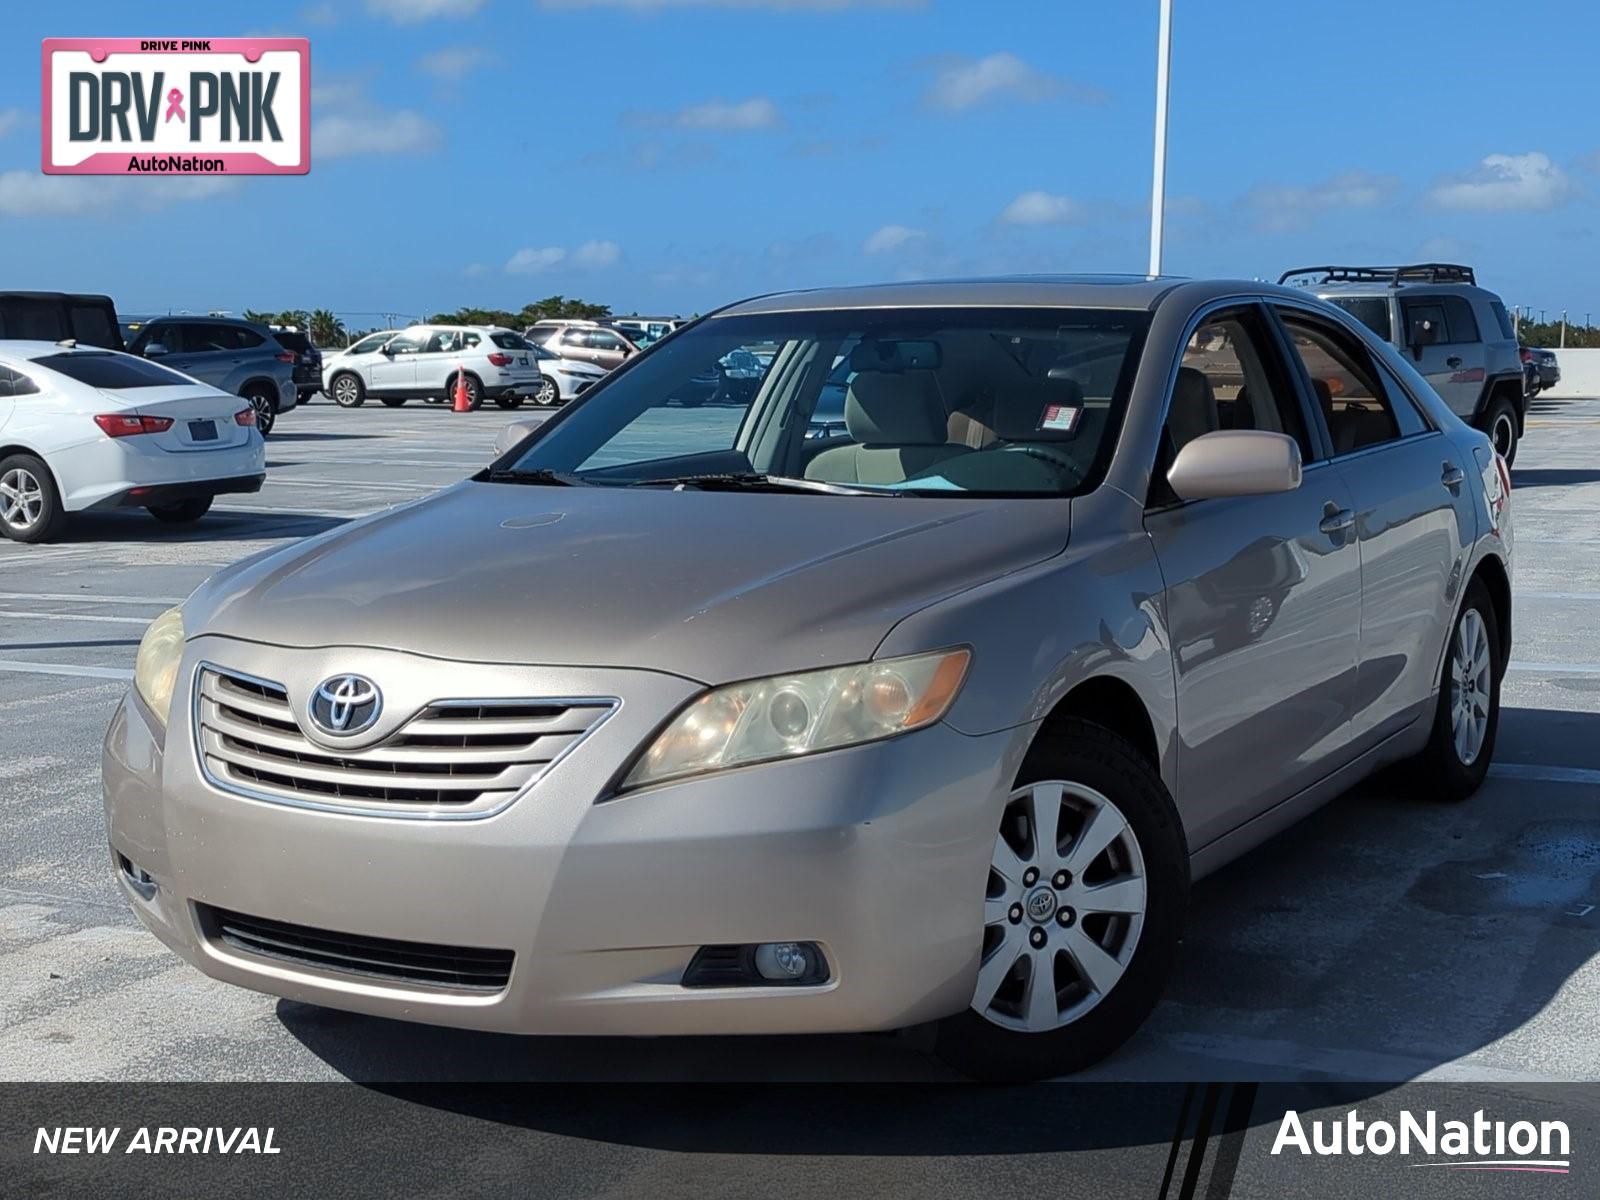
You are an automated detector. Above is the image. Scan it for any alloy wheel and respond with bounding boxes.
[974,780,1147,1033]
[537,378,559,406]
[333,375,361,406]
[1491,412,1516,458]
[1449,608,1493,766]
[250,392,275,435]
[0,466,43,532]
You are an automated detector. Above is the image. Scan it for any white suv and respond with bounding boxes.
[323,325,544,411]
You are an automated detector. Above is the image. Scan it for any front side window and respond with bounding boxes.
[500,307,1148,497]
[1326,296,1392,341]
[349,332,392,354]
[385,332,427,356]
[1401,300,1447,347]
[142,323,186,354]
[1277,312,1401,454]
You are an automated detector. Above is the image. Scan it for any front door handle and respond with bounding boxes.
[1446,355,1462,368]
[1319,503,1355,536]
[1441,462,1466,488]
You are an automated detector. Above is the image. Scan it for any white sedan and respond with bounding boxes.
[0,341,265,544]
[528,341,606,406]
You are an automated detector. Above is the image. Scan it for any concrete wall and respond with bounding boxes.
[1543,348,1600,398]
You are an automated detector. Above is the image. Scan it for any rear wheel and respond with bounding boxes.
[534,377,560,406]
[146,496,213,523]
[1484,395,1518,465]
[493,393,523,410]
[330,373,365,408]
[931,720,1187,1080]
[1409,579,1501,801]
[0,454,68,543]
[245,386,277,436]
[448,372,483,412]
[379,397,408,408]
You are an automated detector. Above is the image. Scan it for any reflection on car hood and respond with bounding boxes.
[187,482,1071,682]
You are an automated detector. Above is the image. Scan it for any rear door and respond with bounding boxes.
[1145,303,1363,846]
[1272,304,1474,751]
[1400,293,1482,416]
[412,329,462,394]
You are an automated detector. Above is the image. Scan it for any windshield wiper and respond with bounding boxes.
[625,472,894,497]
[482,468,590,487]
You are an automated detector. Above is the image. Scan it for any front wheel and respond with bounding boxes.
[1409,580,1501,801]
[246,387,277,436]
[1484,396,1518,465]
[534,377,560,406]
[931,719,1188,1080]
[331,373,365,408]
[146,496,213,523]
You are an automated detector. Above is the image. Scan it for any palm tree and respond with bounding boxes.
[308,309,346,348]
[241,309,274,325]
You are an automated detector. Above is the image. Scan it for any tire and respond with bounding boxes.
[534,377,560,406]
[0,453,68,543]
[1408,579,1502,801]
[931,719,1188,1080]
[245,386,277,436]
[330,373,365,409]
[493,393,520,410]
[447,373,483,412]
[1483,395,1518,465]
[146,496,213,523]
[379,397,408,409]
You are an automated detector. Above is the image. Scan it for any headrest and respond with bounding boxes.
[991,374,1086,442]
[1174,366,1215,411]
[1310,378,1334,414]
[845,371,948,446]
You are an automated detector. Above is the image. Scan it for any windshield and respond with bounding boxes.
[499,307,1148,497]
[1326,296,1392,341]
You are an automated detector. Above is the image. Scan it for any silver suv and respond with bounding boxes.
[125,317,298,436]
[1280,264,1526,462]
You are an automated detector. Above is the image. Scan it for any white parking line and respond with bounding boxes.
[1514,590,1600,602]
[0,659,132,681]
[0,592,183,605]
[1491,763,1600,786]
[0,610,151,625]
[1507,661,1600,676]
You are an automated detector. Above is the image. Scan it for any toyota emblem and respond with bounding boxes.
[308,674,381,736]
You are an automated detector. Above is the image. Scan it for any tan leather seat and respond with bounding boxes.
[1168,366,1220,451]
[804,370,963,485]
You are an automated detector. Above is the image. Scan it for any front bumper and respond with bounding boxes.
[103,636,1025,1036]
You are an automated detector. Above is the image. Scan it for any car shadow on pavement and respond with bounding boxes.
[1509,467,1600,490]
[57,509,348,544]
[277,707,1600,1086]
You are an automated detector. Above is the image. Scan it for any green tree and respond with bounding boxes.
[308,309,346,348]
[241,309,274,325]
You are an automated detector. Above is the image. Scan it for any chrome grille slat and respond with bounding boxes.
[193,664,615,818]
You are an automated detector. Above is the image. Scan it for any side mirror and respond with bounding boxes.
[1167,430,1302,501]
[380,345,396,356]
[144,342,169,357]
[493,419,541,459]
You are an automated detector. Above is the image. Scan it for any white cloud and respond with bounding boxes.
[0,170,236,218]
[923,52,1096,112]
[301,2,340,25]
[1243,169,1397,232]
[1428,152,1575,212]
[998,190,1083,226]
[672,96,782,131]
[0,108,24,138]
[418,46,492,80]
[862,224,925,254]
[365,0,485,21]
[506,247,568,274]
[571,239,622,267]
[316,110,440,158]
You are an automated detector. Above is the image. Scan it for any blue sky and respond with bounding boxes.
[3,0,1598,325]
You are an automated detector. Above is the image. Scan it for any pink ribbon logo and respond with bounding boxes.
[164,88,185,123]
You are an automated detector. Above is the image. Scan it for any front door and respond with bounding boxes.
[368,330,424,393]
[1274,305,1476,750]
[1399,294,1483,415]
[1145,304,1363,848]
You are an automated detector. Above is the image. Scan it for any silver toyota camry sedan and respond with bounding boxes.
[103,277,1513,1079]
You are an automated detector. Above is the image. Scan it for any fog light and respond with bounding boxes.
[117,853,158,902]
[754,941,813,981]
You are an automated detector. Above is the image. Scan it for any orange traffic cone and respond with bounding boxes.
[452,363,472,412]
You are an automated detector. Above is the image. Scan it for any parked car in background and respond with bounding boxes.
[525,320,640,371]
[1279,263,1527,462]
[0,291,123,350]
[527,340,606,406]
[612,316,683,347]
[124,316,298,436]
[1521,346,1560,396]
[0,343,263,542]
[321,325,545,410]
[107,276,1512,1079]
[272,330,323,406]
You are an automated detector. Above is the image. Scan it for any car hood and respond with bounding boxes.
[187,481,1071,683]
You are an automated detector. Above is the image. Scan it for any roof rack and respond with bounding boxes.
[1277,263,1476,288]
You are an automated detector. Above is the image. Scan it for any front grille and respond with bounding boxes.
[194,665,614,817]
[201,905,513,992]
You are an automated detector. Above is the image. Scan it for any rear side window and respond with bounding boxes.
[274,331,311,352]
[33,352,191,389]
[1327,297,1392,341]
[490,332,530,349]
[0,366,41,397]
[1488,299,1516,341]
[1276,312,1402,455]
[1439,295,1480,344]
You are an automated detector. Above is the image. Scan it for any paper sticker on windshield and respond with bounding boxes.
[1039,404,1082,434]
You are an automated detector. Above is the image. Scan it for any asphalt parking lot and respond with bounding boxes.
[2,393,1599,1083]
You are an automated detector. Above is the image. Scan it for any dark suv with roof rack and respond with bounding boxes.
[1279,264,1526,463]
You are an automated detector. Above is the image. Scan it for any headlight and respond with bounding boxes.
[622,648,970,790]
[133,607,185,727]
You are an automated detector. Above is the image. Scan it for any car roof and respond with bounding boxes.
[715,275,1213,316]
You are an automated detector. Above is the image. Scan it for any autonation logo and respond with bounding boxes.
[1273,1107,1571,1174]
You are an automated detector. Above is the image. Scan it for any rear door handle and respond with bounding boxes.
[1446,355,1462,368]
[1319,503,1355,536]
[1441,462,1466,488]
